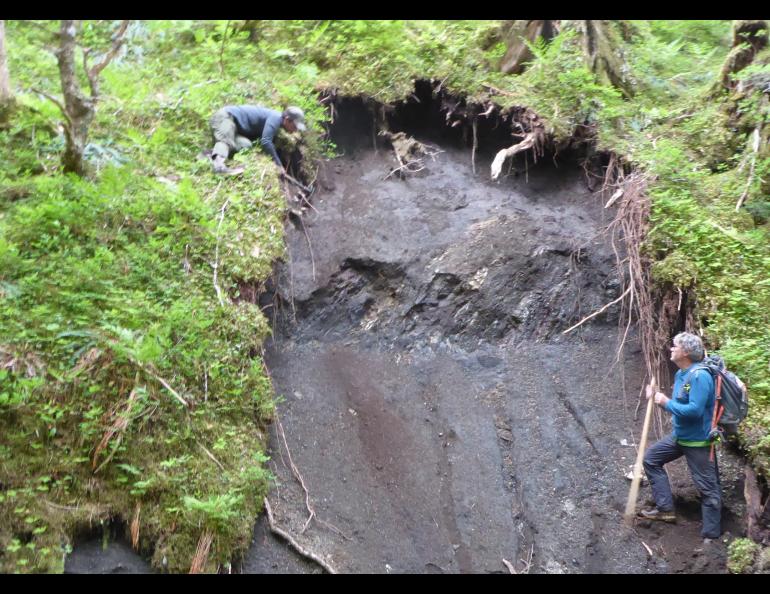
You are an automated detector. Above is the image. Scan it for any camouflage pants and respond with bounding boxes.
[210,108,252,158]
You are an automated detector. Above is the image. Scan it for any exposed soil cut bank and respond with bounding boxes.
[241,94,747,573]
[64,91,748,574]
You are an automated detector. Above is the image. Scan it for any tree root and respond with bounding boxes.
[298,214,317,283]
[602,162,672,437]
[263,498,338,574]
[562,282,632,335]
[379,130,442,179]
[260,362,350,542]
[745,463,770,543]
[471,117,478,174]
[384,159,426,180]
[736,127,761,212]
[491,132,539,180]
[499,20,560,75]
[275,412,316,532]
[502,558,517,574]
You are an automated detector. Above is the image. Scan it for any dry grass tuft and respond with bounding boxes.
[189,529,214,574]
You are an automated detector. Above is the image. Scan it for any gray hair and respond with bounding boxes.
[673,332,705,362]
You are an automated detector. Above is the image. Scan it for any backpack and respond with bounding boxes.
[693,354,749,436]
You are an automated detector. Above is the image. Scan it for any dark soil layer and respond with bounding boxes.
[242,118,748,574]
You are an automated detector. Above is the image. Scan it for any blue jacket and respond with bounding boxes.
[224,105,283,167]
[664,362,715,443]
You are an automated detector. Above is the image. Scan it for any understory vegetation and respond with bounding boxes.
[1,20,769,573]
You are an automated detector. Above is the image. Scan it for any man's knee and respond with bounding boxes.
[643,446,664,470]
[210,112,238,146]
[694,476,722,504]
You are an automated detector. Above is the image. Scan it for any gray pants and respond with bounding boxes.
[643,433,722,538]
[210,108,252,159]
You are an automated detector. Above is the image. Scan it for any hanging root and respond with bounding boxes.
[274,412,316,532]
[490,109,546,181]
[562,283,632,335]
[259,356,350,542]
[491,133,538,180]
[263,498,338,574]
[379,130,443,179]
[601,156,686,435]
[605,165,659,376]
[472,117,478,174]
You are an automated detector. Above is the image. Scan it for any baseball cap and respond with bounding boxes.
[284,106,306,132]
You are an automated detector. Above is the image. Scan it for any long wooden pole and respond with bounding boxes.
[624,379,656,525]
[281,171,312,194]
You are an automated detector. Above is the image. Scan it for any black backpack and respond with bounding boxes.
[693,354,749,436]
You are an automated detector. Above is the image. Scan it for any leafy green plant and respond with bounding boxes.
[728,538,760,573]
[183,493,243,529]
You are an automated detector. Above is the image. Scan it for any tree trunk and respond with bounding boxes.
[0,21,11,103]
[744,463,770,544]
[0,20,14,124]
[580,20,633,98]
[717,20,769,93]
[240,20,262,43]
[500,20,559,75]
[56,20,94,175]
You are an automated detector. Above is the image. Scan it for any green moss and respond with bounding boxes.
[728,538,760,573]
[0,21,296,570]
[651,251,698,287]
[0,161,283,572]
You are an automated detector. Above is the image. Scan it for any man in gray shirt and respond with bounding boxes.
[208,105,306,175]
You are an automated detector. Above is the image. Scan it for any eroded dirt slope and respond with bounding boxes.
[244,137,678,574]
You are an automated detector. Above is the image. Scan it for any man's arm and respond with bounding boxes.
[260,116,284,169]
[663,371,712,419]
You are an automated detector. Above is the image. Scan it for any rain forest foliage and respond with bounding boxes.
[0,20,768,573]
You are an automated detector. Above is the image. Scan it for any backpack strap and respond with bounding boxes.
[706,369,724,462]
[686,364,721,461]
[683,364,712,397]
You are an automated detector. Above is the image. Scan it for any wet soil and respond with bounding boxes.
[64,539,152,574]
[240,137,747,573]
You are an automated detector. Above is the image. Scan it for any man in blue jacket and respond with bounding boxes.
[208,105,306,175]
[641,332,721,540]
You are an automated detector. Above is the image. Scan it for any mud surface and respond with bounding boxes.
[242,137,747,573]
[65,539,152,574]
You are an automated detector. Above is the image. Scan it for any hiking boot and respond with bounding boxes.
[637,507,677,523]
[211,155,244,176]
[694,537,719,553]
